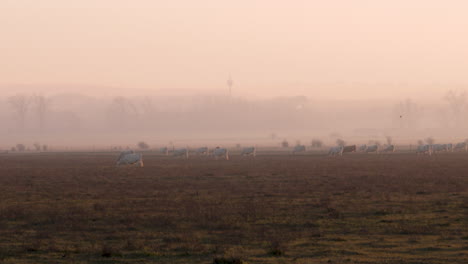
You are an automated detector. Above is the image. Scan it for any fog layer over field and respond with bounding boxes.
[0,89,467,150]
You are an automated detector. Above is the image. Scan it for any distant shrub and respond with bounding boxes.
[33,143,41,151]
[137,141,150,150]
[42,145,48,151]
[311,139,323,148]
[425,137,435,145]
[281,140,289,148]
[336,139,346,147]
[16,144,26,152]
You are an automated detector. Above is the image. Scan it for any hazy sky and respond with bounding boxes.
[1,0,467,99]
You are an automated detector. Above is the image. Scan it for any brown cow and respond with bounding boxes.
[343,145,357,153]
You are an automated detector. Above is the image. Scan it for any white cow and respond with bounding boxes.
[454,142,467,152]
[416,144,432,156]
[381,145,395,153]
[292,145,306,154]
[212,147,229,160]
[358,144,367,152]
[446,143,453,152]
[241,146,256,157]
[195,147,209,155]
[173,148,189,159]
[328,146,343,156]
[366,145,379,153]
[117,150,135,163]
[116,151,144,167]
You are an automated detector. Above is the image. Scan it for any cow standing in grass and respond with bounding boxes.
[454,142,467,152]
[416,144,433,156]
[381,145,395,153]
[328,146,343,156]
[366,145,379,153]
[116,150,144,167]
[292,145,306,155]
[212,147,229,160]
[173,148,189,159]
[343,145,356,154]
[241,146,256,158]
[195,147,209,156]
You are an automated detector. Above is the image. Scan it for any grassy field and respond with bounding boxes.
[0,151,467,263]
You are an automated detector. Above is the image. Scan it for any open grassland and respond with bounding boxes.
[0,152,467,263]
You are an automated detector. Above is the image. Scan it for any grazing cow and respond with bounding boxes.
[292,145,306,154]
[328,146,344,156]
[366,145,379,153]
[343,145,357,153]
[160,147,169,156]
[241,146,256,157]
[117,150,135,163]
[358,144,367,152]
[173,148,189,159]
[195,147,209,155]
[454,142,467,152]
[116,151,143,167]
[381,145,395,153]
[212,147,229,160]
[416,144,432,156]
[446,143,453,152]
[432,144,445,153]
[433,144,453,153]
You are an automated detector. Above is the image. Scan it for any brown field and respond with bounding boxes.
[0,151,467,263]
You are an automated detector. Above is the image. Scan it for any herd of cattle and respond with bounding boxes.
[115,141,468,167]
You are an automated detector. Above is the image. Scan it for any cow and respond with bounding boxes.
[416,144,432,156]
[241,146,256,157]
[116,151,143,167]
[433,144,453,153]
[381,145,395,153]
[328,146,344,156]
[358,144,367,152]
[366,145,379,153]
[343,145,356,153]
[446,143,453,152]
[292,145,306,154]
[454,142,467,152]
[173,148,189,159]
[117,150,135,163]
[195,147,209,155]
[212,147,229,160]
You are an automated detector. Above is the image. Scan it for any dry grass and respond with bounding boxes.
[0,151,467,263]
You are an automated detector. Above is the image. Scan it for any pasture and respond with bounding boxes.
[0,151,467,263]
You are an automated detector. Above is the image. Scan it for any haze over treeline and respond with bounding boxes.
[2,1,468,149]
[1,88,467,150]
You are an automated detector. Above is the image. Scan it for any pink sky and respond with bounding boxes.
[1,0,467,99]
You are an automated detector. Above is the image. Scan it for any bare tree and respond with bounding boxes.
[32,94,51,130]
[425,137,435,145]
[33,143,41,151]
[16,144,26,152]
[385,136,393,145]
[311,139,323,148]
[8,95,31,130]
[336,139,346,147]
[137,141,150,150]
[444,90,466,126]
